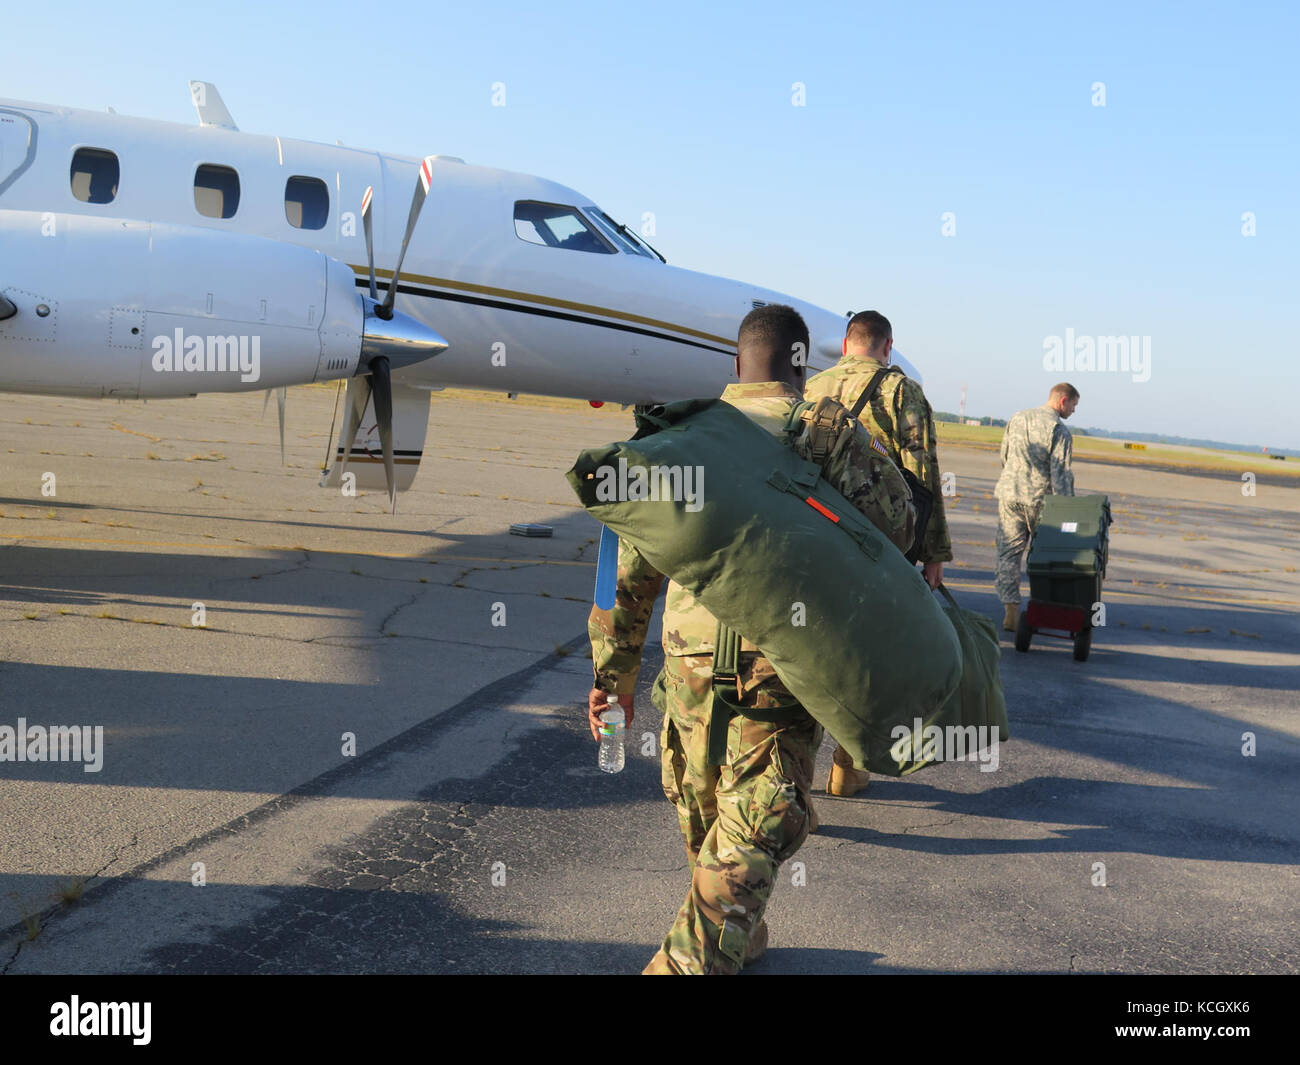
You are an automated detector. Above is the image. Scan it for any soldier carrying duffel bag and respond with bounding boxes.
[574,305,941,972]
[572,305,970,975]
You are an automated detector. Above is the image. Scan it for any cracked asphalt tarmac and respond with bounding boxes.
[1,388,1296,973]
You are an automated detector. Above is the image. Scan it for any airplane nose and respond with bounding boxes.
[359,297,448,371]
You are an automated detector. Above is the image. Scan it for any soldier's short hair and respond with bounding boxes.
[737,304,810,364]
[845,310,892,353]
[1050,382,1080,401]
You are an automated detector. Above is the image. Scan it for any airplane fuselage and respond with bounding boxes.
[0,96,863,405]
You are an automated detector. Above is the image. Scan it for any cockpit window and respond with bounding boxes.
[585,208,654,259]
[586,208,667,263]
[514,201,614,254]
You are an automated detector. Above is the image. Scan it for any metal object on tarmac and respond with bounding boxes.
[509,522,553,537]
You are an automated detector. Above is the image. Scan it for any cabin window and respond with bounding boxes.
[285,175,329,230]
[194,164,240,219]
[514,201,614,254]
[70,148,119,204]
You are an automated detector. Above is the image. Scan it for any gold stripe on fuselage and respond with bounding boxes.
[350,265,736,349]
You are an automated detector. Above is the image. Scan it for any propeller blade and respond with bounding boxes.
[261,389,271,417]
[378,155,435,320]
[276,387,287,465]
[361,185,378,302]
[369,356,397,513]
[321,380,344,478]
[336,376,372,489]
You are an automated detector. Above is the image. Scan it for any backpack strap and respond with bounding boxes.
[848,366,933,563]
[782,399,815,435]
[849,366,895,420]
[707,617,803,764]
[708,617,742,765]
[712,617,742,681]
[722,399,831,702]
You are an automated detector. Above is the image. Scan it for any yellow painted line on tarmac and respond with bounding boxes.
[0,533,593,567]
[939,578,1296,610]
[435,554,590,567]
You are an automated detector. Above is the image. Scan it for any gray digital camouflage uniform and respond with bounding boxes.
[993,404,1075,603]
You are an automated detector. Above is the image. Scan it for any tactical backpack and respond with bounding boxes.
[848,366,934,564]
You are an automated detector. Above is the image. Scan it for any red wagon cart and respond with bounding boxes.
[1014,494,1112,662]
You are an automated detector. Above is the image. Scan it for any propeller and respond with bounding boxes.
[337,156,446,513]
[262,386,287,464]
[377,155,434,321]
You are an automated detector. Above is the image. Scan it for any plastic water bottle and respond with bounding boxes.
[598,700,625,774]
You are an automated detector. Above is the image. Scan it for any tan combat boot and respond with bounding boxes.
[826,743,870,797]
[1003,603,1019,632]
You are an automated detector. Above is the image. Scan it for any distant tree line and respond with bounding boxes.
[1075,427,1298,457]
[935,411,1006,427]
[936,413,1296,457]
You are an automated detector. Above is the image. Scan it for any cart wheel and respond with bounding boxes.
[1014,611,1033,653]
[1073,626,1092,662]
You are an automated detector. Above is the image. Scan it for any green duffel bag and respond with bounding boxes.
[567,398,963,776]
[931,583,1009,747]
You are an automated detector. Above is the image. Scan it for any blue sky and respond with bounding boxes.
[7,0,1296,446]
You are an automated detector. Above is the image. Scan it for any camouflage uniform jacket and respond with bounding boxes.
[804,356,953,564]
[589,381,915,694]
[994,404,1075,504]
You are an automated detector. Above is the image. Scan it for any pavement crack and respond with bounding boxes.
[378,585,430,635]
[90,832,142,880]
[896,818,961,836]
[0,935,24,974]
[0,825,149,966]
[211,551,312,586]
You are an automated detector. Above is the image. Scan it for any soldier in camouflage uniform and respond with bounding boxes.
[804,310,952,797]
[585,305,914,975]
[994,382,1079,630]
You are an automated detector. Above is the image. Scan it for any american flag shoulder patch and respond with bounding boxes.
[871,436,890,458]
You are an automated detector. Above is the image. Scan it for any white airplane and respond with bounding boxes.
[0,82,920,509]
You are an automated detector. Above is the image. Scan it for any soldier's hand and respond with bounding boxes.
[588,688,634,741]
[922,561,944,590]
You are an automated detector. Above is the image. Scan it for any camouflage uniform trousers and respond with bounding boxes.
[643,653,822,975]
[995,498,1043,604]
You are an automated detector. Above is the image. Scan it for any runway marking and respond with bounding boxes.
[935,578,1296,610]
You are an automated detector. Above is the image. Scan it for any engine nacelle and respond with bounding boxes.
[0,209,362,397]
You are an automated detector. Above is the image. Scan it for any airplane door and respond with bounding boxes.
[0,109,37,198]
